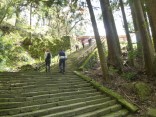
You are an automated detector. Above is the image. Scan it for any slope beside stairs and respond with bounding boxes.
[0,48,133,117]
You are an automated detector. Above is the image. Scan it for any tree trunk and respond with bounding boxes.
[133,0,155,74]
[86,0,109,81]
[141,1,152,39]
[99,0,122,71]
[15,6,20,26]
[145,0,156,52]
[129,0,144,67]
[29,3,32,40]
[119,0,134,66]
[0,5,10,25]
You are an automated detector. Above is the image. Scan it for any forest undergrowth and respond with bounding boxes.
[83,61,156,116]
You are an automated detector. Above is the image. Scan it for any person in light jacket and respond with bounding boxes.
[58,49,67,74]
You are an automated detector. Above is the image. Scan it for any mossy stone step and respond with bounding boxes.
[0,76,83,82]
[102,109,129,117]
[1,84,94,94]
[0,80,88,92]
[0,102,22,109]
[0,86,95,98]
[0,81,91,91]
[9,99,116,117]
[74,104,122,117]
[43,100,119,117]
[20,87,95,97]
[0,91,101,111]
[0,82,92,92]
[0,95,106,116]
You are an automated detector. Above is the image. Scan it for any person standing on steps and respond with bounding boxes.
[44,49,52,72]
[58,49,67,74]
[75,44,79,51]
[81,40,85,48]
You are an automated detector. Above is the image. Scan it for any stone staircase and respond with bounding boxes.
[0,72,129,117]
[0,48,132,117]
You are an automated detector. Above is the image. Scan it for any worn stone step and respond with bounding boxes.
[0,76,81,82]
[0,81,90,90]
[0,102,22,109]
[74,104,122,117]
[0,91,101,110]
[0,89,97,104]
[0,87,96,102]
[0,72,74,76]
[102,109,129,117]
[9,98,116,117]
[0,82,92,93]
[1,84,94,94]
[0,79,88,92]
[0,95,108,116]
[42,100,119,117]
[0,77,84,84]
[21,86,95,97]
[0,74,80,79]
[0,85,95,98]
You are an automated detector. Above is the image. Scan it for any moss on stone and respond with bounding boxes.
[134,82,152,101]
[79,49,97,70]
[73,71,92,82]
[147,108,156,117]
[74,71,139,112]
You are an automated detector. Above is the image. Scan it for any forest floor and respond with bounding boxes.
[82,62,156,117]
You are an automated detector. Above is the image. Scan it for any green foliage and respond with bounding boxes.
[109,66,119,74]
[0,29,35,71]
[128,45,142,60]
[82,50,98,69]
[122,72,136,80]
[134,82,152,101]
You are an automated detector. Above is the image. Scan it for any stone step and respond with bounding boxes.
[0,77,86,83]
[0,72,79,77]
[0,87,96,102]
[74,104,122,117]
[9,99,117,117]
[0,76,83,82]
[0,85,95,96]
[0,80,90,90]
[101,109,129,117]
[42,101,119,117]
[0,72,74,76]
[0,95,109,116]
[1,84,94,95]
[0,82,92,92]
[0,90,101,110]
[0,79,88,91]
[21,87,95,97]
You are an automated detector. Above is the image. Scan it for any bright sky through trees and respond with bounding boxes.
[81,0,136,42]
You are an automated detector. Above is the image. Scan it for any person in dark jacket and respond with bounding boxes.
[44,49,52,72]
[58,49,67,74]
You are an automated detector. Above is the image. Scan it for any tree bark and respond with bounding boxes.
[15,6,21,26]
[119,0,134,66]
[133,0,155,74]
[99,0,122,71]
[129,0,144,67]
[29,3,32,40]
[145,0,156,52]
[86,0,109,81]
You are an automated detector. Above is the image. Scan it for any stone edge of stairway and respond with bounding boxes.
[73,71,139,113]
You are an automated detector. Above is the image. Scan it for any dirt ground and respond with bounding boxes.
[83,62,156,117]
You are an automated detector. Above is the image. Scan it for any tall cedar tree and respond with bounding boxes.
[99,0,122,71]
[86,0,109,81]
[119,0,134,66]
[133,0,155,74]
